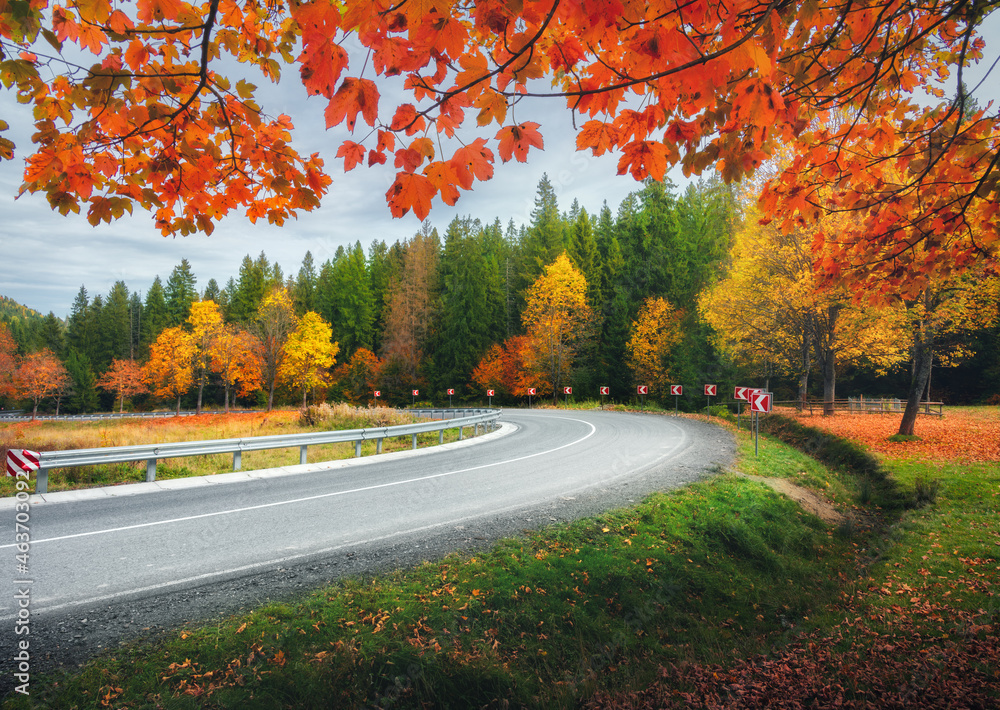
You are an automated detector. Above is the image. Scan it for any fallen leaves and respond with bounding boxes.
[782,409,1000,463]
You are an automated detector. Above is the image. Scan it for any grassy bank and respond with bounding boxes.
[4,410,997,708]
[0,405,458,496]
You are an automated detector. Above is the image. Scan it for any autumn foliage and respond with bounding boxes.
[96,358,148,413]
[783,408,1000,464]
[1,0,996,298]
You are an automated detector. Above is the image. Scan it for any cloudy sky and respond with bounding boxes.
[1,14,997,319]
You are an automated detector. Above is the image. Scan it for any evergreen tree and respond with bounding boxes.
[293,250,318,315]
[520,174,565,288]
[40,312,65,356]
[329,242,374,356]
[99,281,132,369]
[142,277,169,350]
[202,278,222,304]
[229,254,266,322]
[164,258,198,326]
[64,349,100,413]
[128,291,143,359]
[431,217,497,391]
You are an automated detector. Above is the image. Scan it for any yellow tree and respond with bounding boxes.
[700,206,909,411]
[13,349,70,420]
[626,297,684,396]
[186,299,223,414]
[96,358,147,413]
[280,311,339,408]
[209,324,262,412]
[521,253,593,403]
[253,287,296,411]
[144,326,195,415]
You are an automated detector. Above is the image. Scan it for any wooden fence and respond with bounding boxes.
[774,398,944,417]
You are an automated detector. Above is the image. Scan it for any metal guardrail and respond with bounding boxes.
[32,408,502,494]
[774,399,944,417]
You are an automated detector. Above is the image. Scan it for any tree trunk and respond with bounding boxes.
[119,396,124,413]
[267,382,275,412]
[302,389,308,408]
[175,396,181,416]
[223,383,230,414]
[798,338,811,410]
[196,370,204,415]
[899,328,934,436]
[822,349,836,415]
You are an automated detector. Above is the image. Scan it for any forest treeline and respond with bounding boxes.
[2,175,999,416]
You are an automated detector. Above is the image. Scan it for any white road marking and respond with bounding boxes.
[0,417,596,550]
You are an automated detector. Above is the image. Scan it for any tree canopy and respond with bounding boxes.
[1,0,996,295]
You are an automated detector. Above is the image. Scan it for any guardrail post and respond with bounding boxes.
[35,469,48,495]
[355,440,362,457]
[300,445,308,465]
[412,433,418,450]
[146,459,157,482]
[458,426,464,441]
[439,429,444,444]
[233,450,242,471]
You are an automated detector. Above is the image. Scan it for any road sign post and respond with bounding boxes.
[447,388,455,407]
[563,386,572,405]
[733,386,752,430]
[412,389,419,406]
[669,384,682,415]
[748,390,772,456]
[527,387,536,408]
[704,384,717,419]
[487,389,494,407]
[599,386,609,408]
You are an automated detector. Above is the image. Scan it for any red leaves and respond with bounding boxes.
[385,172,435,220]
[299,34,348,99]
[336,141,365,171]
[324,78,379,131]
[496,122,543,163]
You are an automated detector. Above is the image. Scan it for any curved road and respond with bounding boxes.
[0,409,734,686]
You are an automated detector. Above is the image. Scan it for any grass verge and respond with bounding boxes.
[4,410,997,708]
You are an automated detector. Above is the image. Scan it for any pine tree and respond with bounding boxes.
[142,277,169,351]
[293,251,318,315]
[164,259,198,326]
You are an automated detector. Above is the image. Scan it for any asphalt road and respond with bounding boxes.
[0,408,734,692]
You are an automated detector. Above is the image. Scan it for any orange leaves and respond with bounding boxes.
[576,121,619,156]
[786,410,1000,464]
[324,78,379,131]
[617,141,669,182]
[299,33,348,99]
[336,141,365,171]
[496,122,543,163]
[386,172,435,220]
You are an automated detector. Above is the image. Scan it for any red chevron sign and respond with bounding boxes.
[669,385,682,396]
[749,391,772,413]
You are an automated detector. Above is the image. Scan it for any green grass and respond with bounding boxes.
[5,412,997,708]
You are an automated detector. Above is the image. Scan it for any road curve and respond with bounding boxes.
[0,409,734,686]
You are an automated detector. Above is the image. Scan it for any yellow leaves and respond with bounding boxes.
[626,296,684,392]
[279,311,339,398]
